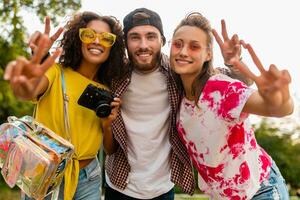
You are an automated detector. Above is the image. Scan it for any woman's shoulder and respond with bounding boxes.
[203,74,249,96]
[208,73,249,88]
[209,73,236,82]
[45,63,62,79]
[49,63,62,70]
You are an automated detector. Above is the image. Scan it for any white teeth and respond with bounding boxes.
[176,60,190,64]
[137,53,151,57]
[89,48,102,54]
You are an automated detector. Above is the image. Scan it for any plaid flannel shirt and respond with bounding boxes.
[105,54,195,195]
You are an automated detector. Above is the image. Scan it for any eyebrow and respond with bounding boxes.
[174,38,201,43]
[86,28,109,34]
[128,31,159,37]
[190,40,201,43]
[127,32,139,37]
[85,28,96,32]
[146,32,158,36]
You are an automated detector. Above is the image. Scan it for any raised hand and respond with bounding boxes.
[4,35,61,100]
[212,19,241,65]
[230,42,291,109]
[28,16,63,57]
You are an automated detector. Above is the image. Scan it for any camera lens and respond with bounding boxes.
[95,103,111,118]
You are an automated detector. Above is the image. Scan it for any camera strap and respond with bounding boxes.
[60,67,71,142]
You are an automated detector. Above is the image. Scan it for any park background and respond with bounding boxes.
[0,0,299,199]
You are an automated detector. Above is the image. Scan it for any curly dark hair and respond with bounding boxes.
[59,11,128,87]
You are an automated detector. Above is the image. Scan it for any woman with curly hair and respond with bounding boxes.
[4,11,127,200]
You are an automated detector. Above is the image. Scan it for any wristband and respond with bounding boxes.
[41,52,50,63]
[31,50,50,64]
[224,57,242,67]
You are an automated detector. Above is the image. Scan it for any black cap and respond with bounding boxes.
[123,8,166,45]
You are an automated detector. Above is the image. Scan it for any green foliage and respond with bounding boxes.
[0,0,81,123]
[0,0,81,27]
[0,67,33,123]
[255,119,300,189]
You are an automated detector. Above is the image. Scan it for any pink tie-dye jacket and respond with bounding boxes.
[177,74,272,200]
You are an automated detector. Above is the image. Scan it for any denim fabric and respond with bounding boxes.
[73,158,102,200]
[23,158,101,200]
[252,160,289,200]
[104,185,174,200]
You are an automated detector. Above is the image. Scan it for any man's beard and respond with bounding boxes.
[129,49,161,73]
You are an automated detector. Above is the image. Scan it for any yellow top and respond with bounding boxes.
[35,64,105,200]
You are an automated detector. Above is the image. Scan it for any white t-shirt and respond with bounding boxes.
[177,74,272,200]
[106,68,174,199]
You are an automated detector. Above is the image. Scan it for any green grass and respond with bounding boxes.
[0,188,20,200]
[175,194,209,200]
[291,197,300,200]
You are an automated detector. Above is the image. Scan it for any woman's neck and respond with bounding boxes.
[181,75,195,101]
[77,61,99,81]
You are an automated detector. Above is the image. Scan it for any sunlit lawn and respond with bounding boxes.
[175,195,209,200]
[0,187,20,200]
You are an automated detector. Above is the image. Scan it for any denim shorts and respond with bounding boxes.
[23,157,102,200]
[251,160,289,200]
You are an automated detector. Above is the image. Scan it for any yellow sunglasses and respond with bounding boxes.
[79,28,116,47]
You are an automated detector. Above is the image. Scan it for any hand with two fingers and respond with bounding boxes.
[4,35,62,100]
[28,16,63,57]
[231,41,292,110]
[4,16,63,100]
[212,19,241,66]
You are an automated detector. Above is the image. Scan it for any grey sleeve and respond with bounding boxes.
[216,67,254,86]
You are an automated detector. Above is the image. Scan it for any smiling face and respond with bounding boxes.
[126,25,162,73]
[81,20,112,67]
[170,25,212,80]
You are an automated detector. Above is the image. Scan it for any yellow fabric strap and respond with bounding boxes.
[64,158,80,200]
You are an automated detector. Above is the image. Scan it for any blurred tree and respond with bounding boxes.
[0,67,33,123]
[0,0,81,123]
[255,118,300,190]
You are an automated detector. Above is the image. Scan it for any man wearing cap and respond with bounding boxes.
[104,8,252,200]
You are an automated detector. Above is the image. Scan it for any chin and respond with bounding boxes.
[133,60,153,69]
[88,56,106,64]
[174,67,189,75]
[136,65,155,72]
[135,58,152,66]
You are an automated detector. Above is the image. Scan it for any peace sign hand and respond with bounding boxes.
[28,16,63,58]
[230,41,291,109]
[212,19,241,65]
[4,35,62,100]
